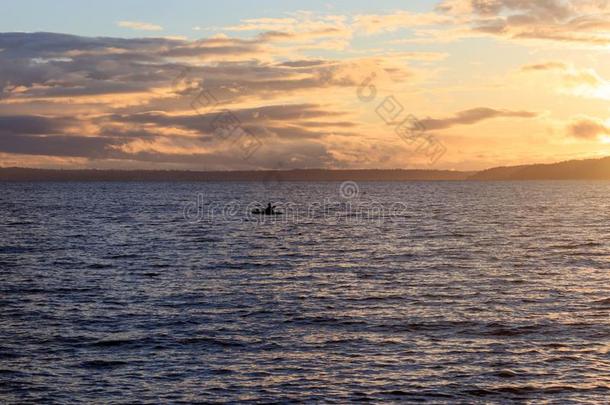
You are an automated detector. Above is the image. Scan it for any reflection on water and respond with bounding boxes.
[1,181,609,402]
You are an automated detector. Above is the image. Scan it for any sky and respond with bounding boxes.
[1,0,610,171]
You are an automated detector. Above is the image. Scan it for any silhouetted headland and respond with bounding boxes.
[470,156,610,180]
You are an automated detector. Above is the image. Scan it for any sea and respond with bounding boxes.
[1,181,609,403]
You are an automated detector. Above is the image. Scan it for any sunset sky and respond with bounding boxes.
[1,0,610,171]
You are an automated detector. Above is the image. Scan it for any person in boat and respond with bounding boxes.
[264,202,276,215]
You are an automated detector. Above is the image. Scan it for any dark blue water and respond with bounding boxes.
[1,181,609,403]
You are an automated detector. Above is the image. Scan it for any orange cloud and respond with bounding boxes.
[567,116,610,140]
[117,21,163,31]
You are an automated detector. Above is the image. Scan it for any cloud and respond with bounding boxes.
[0,133,125,158]
[0,29,543,170]
[0,115,72,134]
[225,17,300,32]
[222,10,451,48]
[117,21,163,31]
[0,28,363,169]
[160,37,265,59]
[0,121,341,169]
[567,116,610,140]
[437,0,573,19]
[436,0,610,47]
[521,62,610,100]
[224,13,352,51]
[521,62,568,71]
[420,107,538,131]
[0,33,273,101]
[353,11,451,34]
[374,51,449,62]
[107,104,348,140]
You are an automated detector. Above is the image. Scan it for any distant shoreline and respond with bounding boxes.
[0,168,472,182]
[1,156,610,181]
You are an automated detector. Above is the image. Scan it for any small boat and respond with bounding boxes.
[251,209,283,216]
[252,203,283,216]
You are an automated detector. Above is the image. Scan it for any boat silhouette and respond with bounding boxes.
[252,203,283,216]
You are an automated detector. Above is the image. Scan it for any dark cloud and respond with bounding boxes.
[438,0,573,19]
[0,115,72,134]
[0,130,338,169]
[0,32,361,105]
[0,32,178,58]
[513,30,610,45]
[567,117,610,140]
[0,133,124,158]
[438,0,610,46]
[108,104,345,133]
[0,29,362,169]
[420,107,538,130]
[260,125,353,140]
[160,38,263,58]
[521,61,567,71]
[298,121,356,128]
[278,60,330,68]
